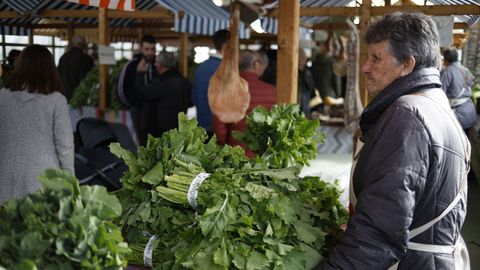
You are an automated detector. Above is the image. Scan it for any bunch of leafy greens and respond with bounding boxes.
[235,104,325,168]
[69,59,128,111]
[111,109,347,269]
[109,113,251,243]
[149,160,347,270]
[0,169,130,270]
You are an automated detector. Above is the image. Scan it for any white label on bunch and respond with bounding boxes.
[143,234,157,267]
[187,172,211,208]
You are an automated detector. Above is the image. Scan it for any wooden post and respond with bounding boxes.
[67,23,74,48]
[359,0,371,106]
[98,7,108,118]
[28,30,33,45]
[51,36,55,62]
[276,0,299,104]
[1,32,5,59]
[179,32,188,77]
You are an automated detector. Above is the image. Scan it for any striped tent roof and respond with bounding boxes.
[0,0,251,39]
[0,1,32,35]
[156,0,250,39]
[429,0,480,25]
[260,0,480,35]
[0,0,160,33]
[260,0,353,35]
[65,0,136,11]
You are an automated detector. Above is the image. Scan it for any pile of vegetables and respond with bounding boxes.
[235,104,325,168]
[0,169,130,270]
[70,59,128,111]
[110,104,348,269]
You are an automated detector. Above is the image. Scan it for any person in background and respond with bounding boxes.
[135,52,192,145]
[440,47,477,132]
[57,35,94,100]
[317,12,470,269]
[259,45,277,86]
[116,35,158,143]
[311,41,343,106]
[297,49,316,118]
[0,45,74,204]
[0,49,21,88]
[192,29,230,138]
[6,49,21,68]
[213,50,276,157]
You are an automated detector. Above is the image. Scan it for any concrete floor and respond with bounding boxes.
[463,184,480,269]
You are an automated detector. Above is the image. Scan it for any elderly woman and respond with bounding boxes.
[0,45,74,204]
[317,13,470,270]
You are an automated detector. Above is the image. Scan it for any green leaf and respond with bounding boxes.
[274,248,305,270]
[244,183,275,201]
[11,260,38,270]
[142,162,164,185]
[293,221,326,244]
[300,243,323,269]
[213,238,229,267]
[20,232,50,258]
[246,250,270,270]
[109,143,139,174]
[80,185,122,220]
[199,194,236,238]
[38,169,79,196]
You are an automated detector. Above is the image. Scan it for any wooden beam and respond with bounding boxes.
[276,0,299,104]
[16,21,174,29]
[0,11,20,19]
[40,9,173,19]
[312,21,470,31]
[269,4,480,17]
[270,7,359,17]
[0,9,172,19]
[98,8,108,117]
[179,32,188,77]
[454,22,469,30]
[359,0,371,106]
[370,4,480,16]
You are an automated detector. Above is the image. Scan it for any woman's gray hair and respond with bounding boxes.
[157,52,177,68]
[365,12,440,70]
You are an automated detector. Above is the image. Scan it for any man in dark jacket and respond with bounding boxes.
[58,35,94,100]
[116,35,158,142]
[135,52,192,145]
[297,49,316,118]
[318,13,470,270]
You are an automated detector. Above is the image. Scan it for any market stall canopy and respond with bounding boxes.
[65,0,136,11]
[260,0,352,34]
[0,0,169,36]
[0,2,31,35]
[260,0,480,35]
[156,0,250,39]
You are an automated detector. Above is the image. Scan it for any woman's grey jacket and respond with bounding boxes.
[319,68,469,269]
[440,61,476,129]
[0,89,74,204]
